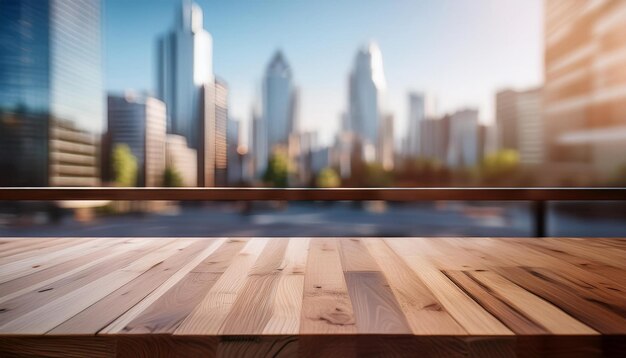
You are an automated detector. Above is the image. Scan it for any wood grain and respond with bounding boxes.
[0,237,623,357]
[300,239,357,334]
[364,239,467,335]
[173,239,268,335]
[102,238,231,334]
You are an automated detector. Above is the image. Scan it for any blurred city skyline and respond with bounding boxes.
[105,0,543,146]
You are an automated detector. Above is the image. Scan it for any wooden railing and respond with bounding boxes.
[1,187,625,237]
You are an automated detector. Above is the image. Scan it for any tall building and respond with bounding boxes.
[348,42,387,163]
[447,109,480,168]
[379,114,394,170]
[495,89,519,151]
[419,115,450,164]
[227,118,242,185]
[156,0,214,185]
[107,93,166,187]
[165,134,197,187]
[406,92,436,157]
[496,87,544,164]
[214,79,228,186]
[254,51,298,177]
[544,0,626,175]
[0,0,104,186]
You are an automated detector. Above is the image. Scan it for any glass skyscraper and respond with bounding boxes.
[348,42,387,163]
[253,51,297,177]
[0,0,103,186]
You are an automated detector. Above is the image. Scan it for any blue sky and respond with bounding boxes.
[105,0,543,145]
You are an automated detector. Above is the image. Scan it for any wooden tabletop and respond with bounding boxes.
[0,237,624,357]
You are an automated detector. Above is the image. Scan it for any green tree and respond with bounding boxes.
[479,149,520,183]
[163,167,184,187]
[111,144,138,187]
[263,151,290,187]
[364,162,394,187]
[609,163,626,186]
[316,167,341,188]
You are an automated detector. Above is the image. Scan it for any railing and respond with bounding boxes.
[1,187,626,237]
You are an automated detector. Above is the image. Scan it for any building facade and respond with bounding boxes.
[157,0,213,147]
[165,134,197,187]
[107,94,166,187]
[254,51,298,178]
[496,87,544,165]
[419,115,450,164]
[544,0,626,174]
[406,92,436,157]
[0,0,103,186]
[348,42,387,163]
[447,109,480,168]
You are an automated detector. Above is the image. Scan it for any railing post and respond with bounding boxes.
[533,200,547,237]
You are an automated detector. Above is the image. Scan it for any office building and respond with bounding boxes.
[496,87,544,164]
[0,0,104,186]
[544,0,626,175]
[156,2,228,187]
[379,114,394,170]
[254,51,298,178]
[447,109,480,168]
[419,115,450,164]
[157,0,212,146]
[199,78,229,187]
[107,93,166,187]
[165,134,197,187]
[227,118,242,185]
[406,92,437,157]
[348,42,387,163]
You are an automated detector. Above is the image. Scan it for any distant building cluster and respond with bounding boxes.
[1,0,626,187]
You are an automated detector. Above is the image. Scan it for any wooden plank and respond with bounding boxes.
[114,336,217,358]
[0,239,194,334]
[511,238,626,288]
[344,271,411,334]
[0,238,112,284]
[339,238,379,272]
[300,239,357,334]
[0,238,75,261]
[364,239,466,335]
[174,239,268,335]
[544,238,626,269]
[101,238,235,334]
[50,239,217,334]
[0,238,127,304]
[216,336,298,357]
[444,270,547,335]
[219,239,290,334]
[262,238,310,334]
[0,239,164,326]
[471,270,598,335]
[518,267,626,319]
[0,336,116,358]
[386,239,513,335]
[501,266,626,334]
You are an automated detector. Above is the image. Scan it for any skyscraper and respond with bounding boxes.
[496,87,544,165]
[0,0,104,186]
[107,93,166,187]
[406,92,436,157]
[419,115,450,164]
[255,51,298,177]
[165,134,197,187]
[156,0,214,185]
[348,42,387,163]
[544,0,626,175]
[447,109,480,168]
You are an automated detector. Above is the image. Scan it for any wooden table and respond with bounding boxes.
[0,237,624,357]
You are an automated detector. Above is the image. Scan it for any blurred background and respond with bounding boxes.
[1,0,625,236]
